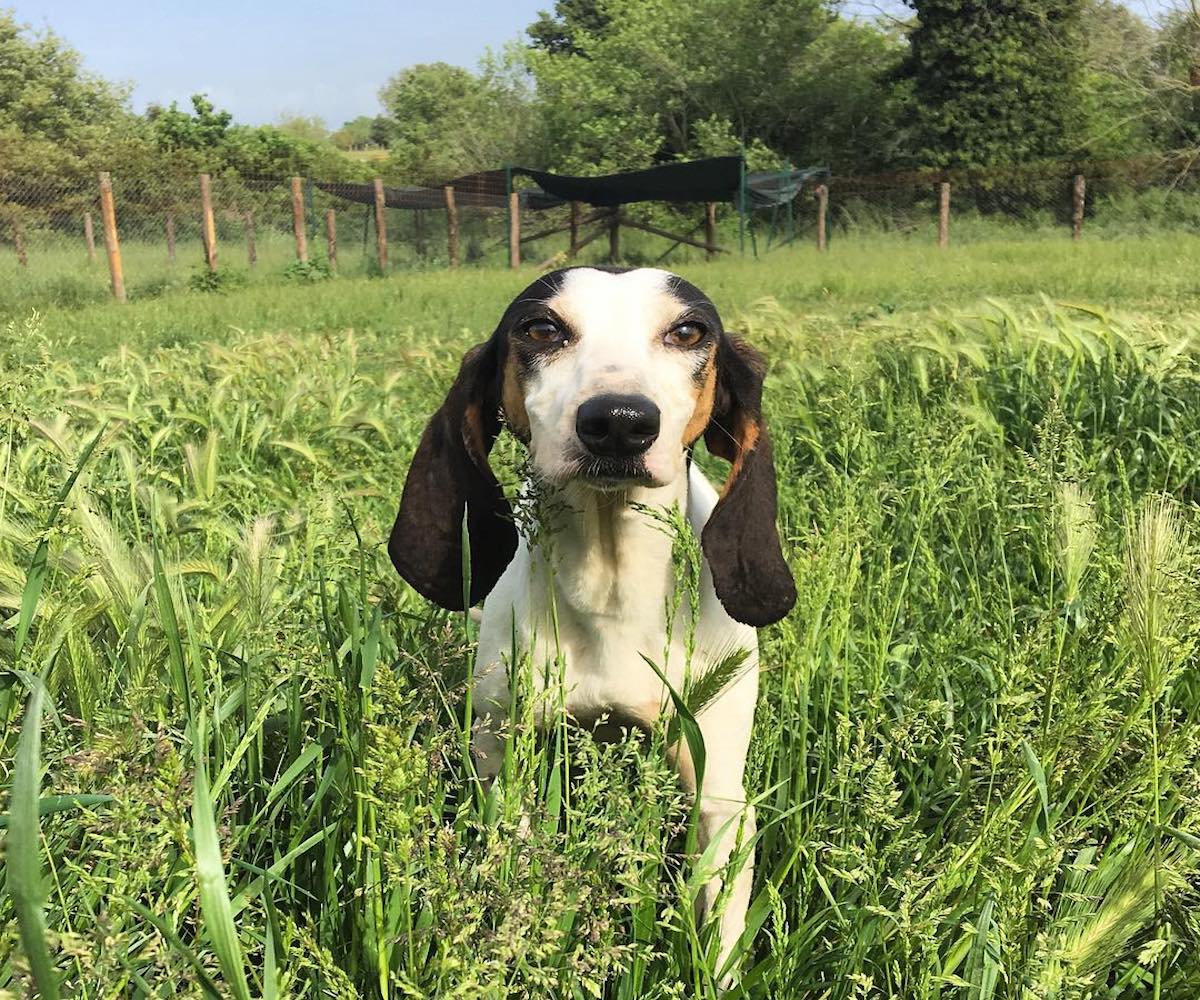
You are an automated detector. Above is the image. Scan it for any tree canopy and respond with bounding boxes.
[5,1,1200,191]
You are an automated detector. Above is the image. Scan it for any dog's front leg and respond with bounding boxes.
[669,689,758,985]
[471,716,507,787]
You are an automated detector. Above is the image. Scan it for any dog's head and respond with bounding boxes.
[389,266,795,626]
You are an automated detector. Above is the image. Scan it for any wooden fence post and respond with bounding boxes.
[199,173,217,272]
[569,201,581,256]
[291,176,308,263]
[83,211,96,263]
[938,181,950,249]
[704,201,717,260]
[1072,174,1085,241]
[13,222,27,268]
[444,185,459,268]
[415,208,426,258]
[509,190,521,268]
[609,212,620,262]
[373,178,388,273]
[326,208,337,272]
[98,171,126,303]
[166,212,176,263]
[815,184,828,251]
[244,210,257,268]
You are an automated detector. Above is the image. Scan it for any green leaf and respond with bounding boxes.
[192,752,253,1000]
[965,893,1000,1000]
[0,793,114,829]
[153,538,190,716]
[123,898,224,999]
[1021,737,1051,838]
[641,653,707,796]
[15,424,105,660]
[7,683,61,998]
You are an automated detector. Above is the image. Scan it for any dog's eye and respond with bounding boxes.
[522,319,565,345]
[665,322,707,348]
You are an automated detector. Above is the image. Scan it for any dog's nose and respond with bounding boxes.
[576,394,660,458]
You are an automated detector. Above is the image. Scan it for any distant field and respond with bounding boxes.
[2,244,1200,996]
[6,225,1200,324]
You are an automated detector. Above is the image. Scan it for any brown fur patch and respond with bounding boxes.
[501,355,531,440]
[682,354,718,446]
[722,415,760,497]
[462,401,487,460]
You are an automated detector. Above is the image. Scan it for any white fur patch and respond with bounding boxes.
[521,267,706,486]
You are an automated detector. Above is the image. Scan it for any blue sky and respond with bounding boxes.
[9,1,1184,129]
[9,0,547,127]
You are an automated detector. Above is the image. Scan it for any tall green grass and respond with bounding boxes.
[1,250,1200,997]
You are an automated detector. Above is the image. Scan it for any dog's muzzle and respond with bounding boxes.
[576,393,660,458]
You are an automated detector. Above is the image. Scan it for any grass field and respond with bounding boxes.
[2,240,1200,998]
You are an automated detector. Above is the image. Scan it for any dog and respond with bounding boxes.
[389,265,795,979]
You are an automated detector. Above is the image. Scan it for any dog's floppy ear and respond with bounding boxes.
[701,335,796,627]
[390,336,518,610]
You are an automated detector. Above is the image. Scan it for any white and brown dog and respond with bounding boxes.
[390,265,795,977]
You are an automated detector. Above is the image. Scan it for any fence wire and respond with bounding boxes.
[4,153,1200,307]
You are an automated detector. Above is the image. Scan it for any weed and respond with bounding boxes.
[1,248,1199,997]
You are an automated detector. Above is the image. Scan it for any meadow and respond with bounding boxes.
[2,238,1200,998]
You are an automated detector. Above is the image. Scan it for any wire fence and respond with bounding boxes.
[4,151,1200,309]
[777,151,1200,251]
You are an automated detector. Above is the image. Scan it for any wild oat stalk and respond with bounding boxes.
[237,514,281,637]
[1123,496,1187,1000]
[1034,844,1185,999]
[1043,481,1098,735]
[1055,482,1096,613]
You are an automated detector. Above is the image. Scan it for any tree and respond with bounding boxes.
[332,114,391,149]
[894,0,1086,167]
[1147,4,1200,149]
[527,0,611,54]
[276,114,329,145]
[151,94,233,151]
[1075,0,1158,158]
[524,0,904,173]
[0,12,129,143]
[379,57,539,183]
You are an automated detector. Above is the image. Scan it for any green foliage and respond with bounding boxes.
[1076,1,1159,158]
[527,0,611,55]
[274,114,330,145]
[896,0,1086,167]
[524,0,904,173]
[2,250,1200,995]
[1145,7,1200,149]
[281,256,333,283]
[331,114,390,150]
[379,58,538,183]
[150,94,233,151]
[187,267,247,294]
[0,11,128,143]
[149,94,353,178]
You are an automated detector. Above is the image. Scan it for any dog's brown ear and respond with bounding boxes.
[701,335,796,627]
[390,338,518,610]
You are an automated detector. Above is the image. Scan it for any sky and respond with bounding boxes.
[8,0,1189,129]
[8,0,548,128]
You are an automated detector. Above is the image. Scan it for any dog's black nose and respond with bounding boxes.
[576,394,660,458]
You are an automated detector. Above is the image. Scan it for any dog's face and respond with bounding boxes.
[498,267,720,489]
[389,266,796,626]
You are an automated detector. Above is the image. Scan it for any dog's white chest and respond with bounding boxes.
[471,467,756,727]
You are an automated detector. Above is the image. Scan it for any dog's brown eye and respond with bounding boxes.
[523,319,565,344]
[665,322,707,348]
